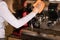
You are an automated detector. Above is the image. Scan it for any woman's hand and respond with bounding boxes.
[33,0,45,13]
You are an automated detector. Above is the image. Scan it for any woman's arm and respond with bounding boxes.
[0,1,45,28]
[0,1,38,28]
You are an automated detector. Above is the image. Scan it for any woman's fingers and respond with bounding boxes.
[33,0,41,7]
[33,0,45,14]
[33,0,45,13]
[38,1,45,13]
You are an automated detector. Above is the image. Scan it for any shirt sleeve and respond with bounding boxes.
[0,1,37,28]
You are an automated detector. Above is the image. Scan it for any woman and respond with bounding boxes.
[0,0,45,40]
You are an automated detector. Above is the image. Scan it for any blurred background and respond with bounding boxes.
[5,0,60,40]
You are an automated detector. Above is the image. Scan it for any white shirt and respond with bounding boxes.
[0,1,37,38]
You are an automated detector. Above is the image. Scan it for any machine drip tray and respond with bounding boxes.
[21,29,53,40]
